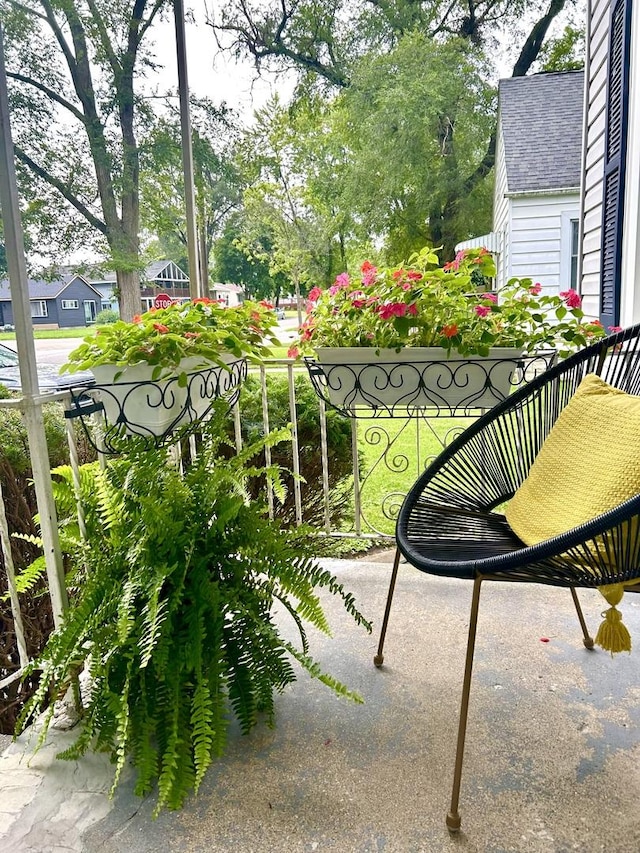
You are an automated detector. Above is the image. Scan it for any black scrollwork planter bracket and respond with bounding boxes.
[64,358,248,454]
[305,351,556,419]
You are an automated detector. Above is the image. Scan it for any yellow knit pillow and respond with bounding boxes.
[506,373,640,545]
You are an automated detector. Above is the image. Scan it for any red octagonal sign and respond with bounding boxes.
[153,292,173,309]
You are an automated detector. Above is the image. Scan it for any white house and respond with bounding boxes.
[581,0,640,330]
[491,71,584,294]
[211,282,244,307]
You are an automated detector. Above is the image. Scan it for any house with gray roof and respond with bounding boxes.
[85,260,191,314]
[0,274,103,329]
[491,70,584,293]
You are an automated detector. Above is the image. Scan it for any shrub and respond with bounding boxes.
[235,373,356,529]
[95,308,119,324]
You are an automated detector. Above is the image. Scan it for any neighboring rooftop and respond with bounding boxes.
[499,69,584,194]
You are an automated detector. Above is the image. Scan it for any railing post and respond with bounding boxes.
[0,27,67,625]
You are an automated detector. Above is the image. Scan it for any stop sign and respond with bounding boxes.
[153,292,173,309]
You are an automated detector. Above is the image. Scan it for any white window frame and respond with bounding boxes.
[30,300,48,318]
[560,212,580,290]
[61,299,79,310]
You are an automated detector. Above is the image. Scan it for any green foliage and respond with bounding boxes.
[536,24,585,72]
[293,248,606,357]
[18,407,371,813]
[95,309,119,325]
[213,212,289,300]
[236,373,356,528]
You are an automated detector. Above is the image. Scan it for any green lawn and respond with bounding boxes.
[356,414,473,535]
[0,327,91,341]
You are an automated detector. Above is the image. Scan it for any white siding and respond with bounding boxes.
[492,122,510,289]
[506,194,580,294]
[580,0,610,318]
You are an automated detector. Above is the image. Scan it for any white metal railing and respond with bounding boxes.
[0,360,473,702]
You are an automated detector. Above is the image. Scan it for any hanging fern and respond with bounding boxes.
[17,404,371,814]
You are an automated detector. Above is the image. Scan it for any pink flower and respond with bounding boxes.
[407,303,418,316]
[529,283,542,296]
[475,305,491,318]
[328,285,340,296]
[442,324,458,338]
[362,269,377,286]
[308,286,323,302]
[378,302,408,320]
[407,271,423,281]
[560,289,582,309]
[482,292,498,303]
[334,272,350,288]
[608,325,623,333]
[287,345,300,359]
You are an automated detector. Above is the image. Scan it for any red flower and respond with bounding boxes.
[442,324,458,338]
[392,269,406,280]
[193,297,213,304]
[153,323,170,333]
[443,260,459,272]
[260,300,273,309]
[184,332,200,339]
[287,345,300,359]
[407,271,423,281]
[361,260,375,273]
[407,303,418,316]
[132,314,142,324]
[560,289,582,309]
[475,305,491,318]
[308,286,323,301]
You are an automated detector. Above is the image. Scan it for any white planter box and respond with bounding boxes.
[91,355,244,437]
[312,347,525,411]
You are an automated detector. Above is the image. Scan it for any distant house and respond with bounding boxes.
[211,283,244,307]
[0,274,103,329]
[458,70,584,296]
[84,260,191,314]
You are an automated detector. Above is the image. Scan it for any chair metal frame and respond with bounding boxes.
[375,324,640,831]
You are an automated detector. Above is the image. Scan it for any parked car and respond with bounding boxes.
[275,307,286,320]
[0,343,93,393]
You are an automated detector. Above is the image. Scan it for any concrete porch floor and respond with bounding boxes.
[2,553,640,852]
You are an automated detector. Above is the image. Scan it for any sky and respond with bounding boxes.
[149,6,294,121]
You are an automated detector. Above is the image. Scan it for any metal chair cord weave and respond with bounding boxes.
[376,324,640,832]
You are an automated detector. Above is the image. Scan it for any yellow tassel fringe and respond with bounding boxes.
[594,583,632,655]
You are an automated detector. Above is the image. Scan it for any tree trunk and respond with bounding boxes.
[117,269,142,321]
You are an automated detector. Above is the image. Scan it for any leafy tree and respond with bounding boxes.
[213,212,288,301]
[140,99,244,288]
[1,0,168,320]
[211,0,574,256]
[337,34,496,258]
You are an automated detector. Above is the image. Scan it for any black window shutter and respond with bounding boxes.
[600,0,632,328]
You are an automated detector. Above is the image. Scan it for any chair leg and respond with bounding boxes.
[373,547,401,667]
[569,587,594,649]
[447,576,483,833]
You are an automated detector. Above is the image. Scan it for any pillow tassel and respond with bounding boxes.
[595,584,631,655]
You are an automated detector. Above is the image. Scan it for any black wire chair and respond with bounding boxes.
[374,323,640,832]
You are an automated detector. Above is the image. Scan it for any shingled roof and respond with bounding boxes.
[499,70,584,194]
